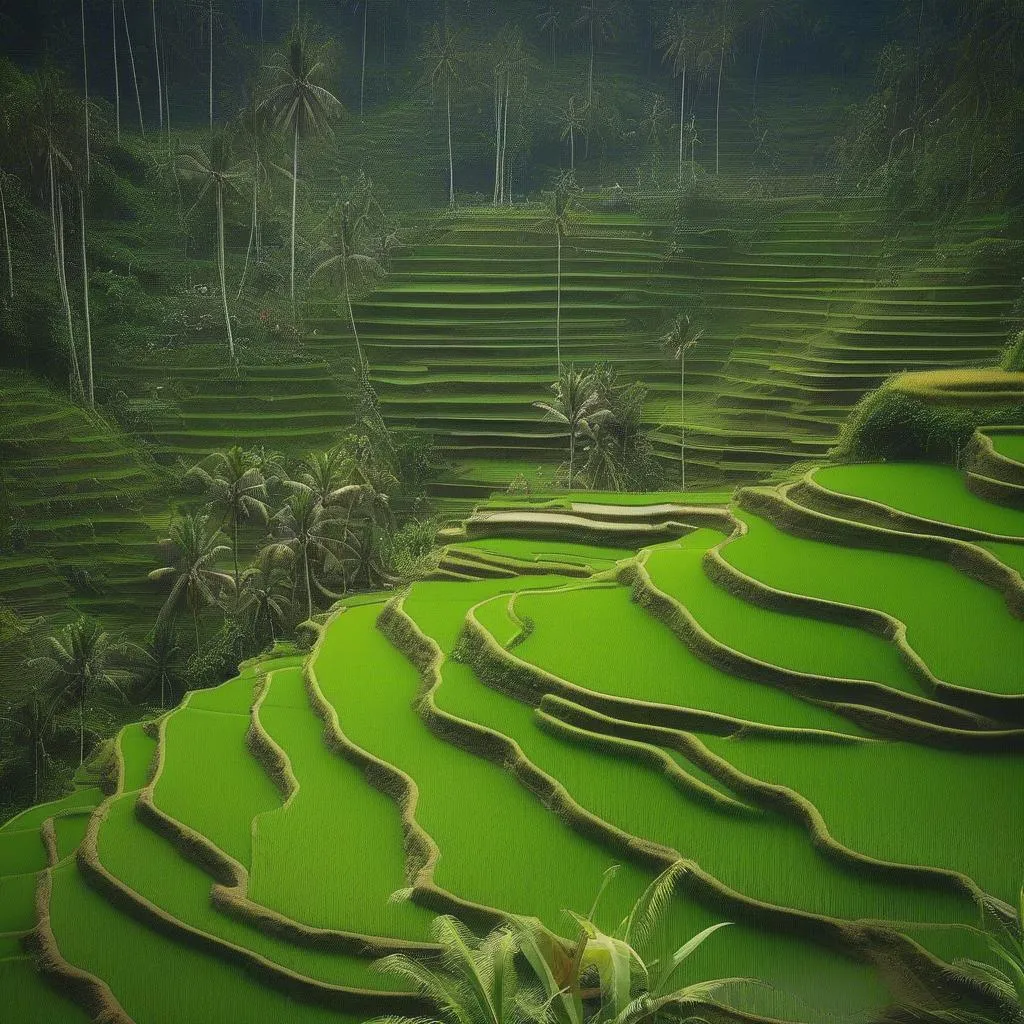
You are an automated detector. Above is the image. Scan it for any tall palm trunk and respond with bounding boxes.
[122,0,145,134]
[500,75,510,205]
[446,75,454,206]
[588,18,594,104]
[112,0,121,140]
[568,430,575,490]
[677,65,687,186]
[752,15,766,111]
[569,123,575,170]
[33,739,39,802]
[78,699,85,766]
[555,224,562,372]
[215,180,236,363]
[492,78,502,205]
[238,158,259,299]
[360,1,368,118]
[81,0,91,181]
[0,175,12,300]
[304,552,313,621]
[152,0,163,131]
[193,606,200,652]
[208,0,214,129]
[289,119,299,312]
[50,165,83,403]
[340,230,364,366]
[715,31,725,175]
[231,508,239,597]
[79,187,94,409]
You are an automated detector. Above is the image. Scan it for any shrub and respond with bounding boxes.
[833,386,1024,464]
[1003,331,1024,372]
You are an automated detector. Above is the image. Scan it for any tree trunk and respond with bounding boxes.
[152,0,163,131]
[193,606,200,652]
[555,225,562,372]
[588,18,594,104]
[216,181,236,363]
[716,32,725,176]
[500,76,510,205]
[231,508,239,598]
[51,167,83,403]
[752,15,765,112]
[162,35,171,151]
[79,187,94,409]
[112,0,121,141]
[446,75,454,206]
[122,0,145,134]
[0,175,12,300]
[568,430,575,490]
[304,554,313,621]
[82,0,91,182]
[492,78,502,206]
[340,230,364,366]
[678,65,686,186]
[33,740,39,803]
[289,119,299,313]
[208,0,214,129]
[79,699,84,767]
[570,124,575,170]
[360,2,368,118]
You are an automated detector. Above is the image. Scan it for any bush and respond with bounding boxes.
[1003,331,1024,372]
[833,386,1024,464]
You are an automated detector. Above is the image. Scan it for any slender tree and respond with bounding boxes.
[660,312,703,491]
[151,0,163,131]
[422,24,462,207]
[112,0,121,140]
[560,96,585,171]
[0,683,56,803]
[534,363,610,489]
[238,546,294,645]
[537,2,567,65]
[574,0,628,106]
[178,131,246,363]
[27,619,132,767]
[149,512,234,650]
[121,0,146,134]
[130,628,186,709]
[0,167,12,300]
[78,179,94,408]
[533,173,580,373]
[261,24,342,314]
[659,5,699,186]
[236,83,269,299]
[712,0,737,175]
[81,0,91,180]
[309,190,386,368]
[185,446,271,596]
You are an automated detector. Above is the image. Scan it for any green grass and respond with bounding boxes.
[153,673,281,867]
[726,511,1024,696]
[813,463,1024,537]
[247,665,434,941]
[700,734,1024,904]
[48,863,361,1024]
[643,531,926,694]
[509,583,864,734]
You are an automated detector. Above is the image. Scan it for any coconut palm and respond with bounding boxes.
[238,546,294,645]
[533,173,581,374]
[130,628,186,710]
[422,24,463,207]
[659,5,700,186]
[149,512,234,650]
[0,108,16,301]
[111,0,121,139]
[178,130,247,363]
[537,1,569,64]
[261,24,342,313]
[27,619,132,767]
[25,69,86,404]
[491,27,530,207]
[574,0,629,106]
[309,191,386,368]
[80,0,91,180]
[560,96,586,172]
[749,0,796,113]
[235,82,271,299]
[287,447,354,508]
[710,0,738,175]
[0,682,57,802]
[121,0,146,135]
[534,364,610,490]
[185,446,271,595]
[660,313,703,491]
[271,488,358,621]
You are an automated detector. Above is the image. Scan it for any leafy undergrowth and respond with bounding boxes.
[2,442,1023,1023]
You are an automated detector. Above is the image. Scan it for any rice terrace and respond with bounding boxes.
[2,2,1024,1023]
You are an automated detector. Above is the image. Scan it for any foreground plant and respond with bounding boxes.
[373,861,744,1024]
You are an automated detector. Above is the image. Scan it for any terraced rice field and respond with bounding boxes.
[3,433,1022,1023]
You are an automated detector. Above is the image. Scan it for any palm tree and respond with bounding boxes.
[111,0,121,139]
[537,2,568,65]
[750,1,795,113]
[0,167,13,301]
[26,70,86,404]
[121,0,146,135]
[178,131,247,363]
[235,82,270,300]
[660,313,703,491]
[261,24,342,314]
[0,79,16,301]
[238,546,294,645]
[533,174,580,374]
[374,862,742,1024]
[149,512,234,650]
[711,0,737,176]
[659,5,698,186]
[560,96,585,172]
[271,489,357,621]
[151,0,163,131]
[131,628,186,710]
[288,447,353,507]
[575,0,628,106]
[422,24,463,207]
[0,682,56,802]
[27,619,132,767]
[309,192,386,368]
[534,364,609,490]
[80,0,91,181]
[185,446,271,595]
[491,28,529,208]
